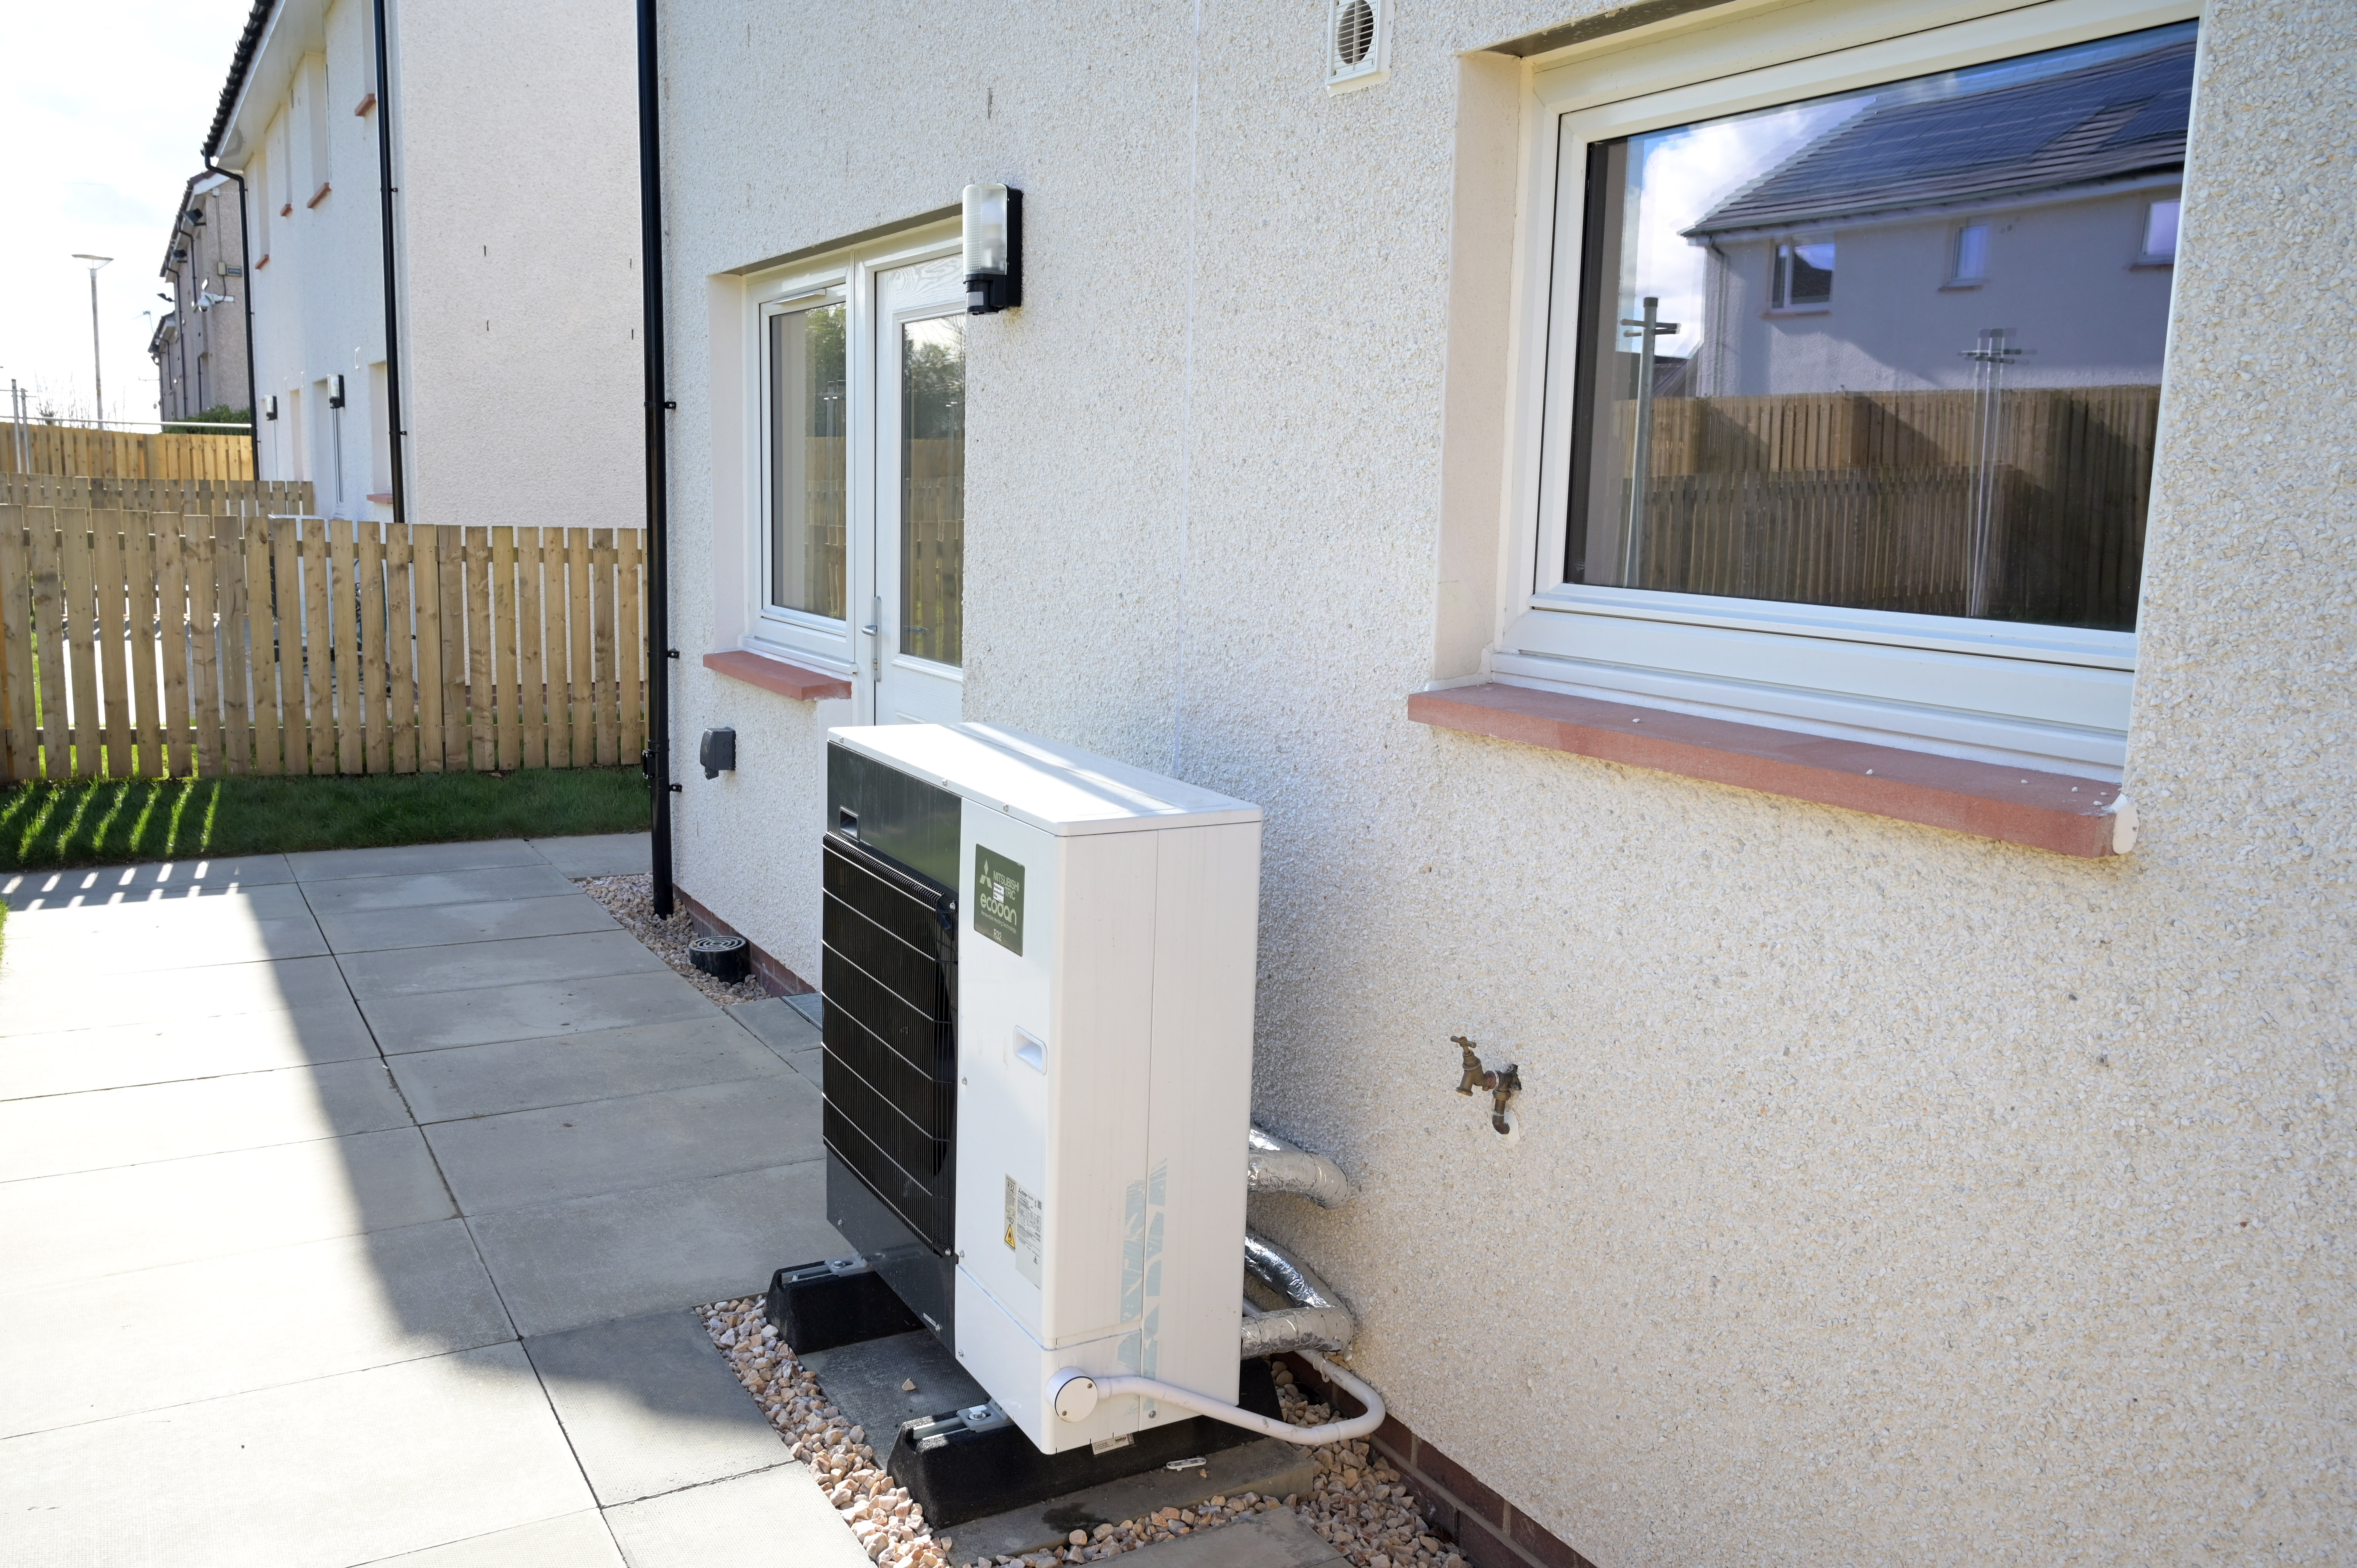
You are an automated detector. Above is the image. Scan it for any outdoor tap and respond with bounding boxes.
[1452,1036,1521,1135]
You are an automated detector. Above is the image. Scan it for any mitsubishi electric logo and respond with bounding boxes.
[974,846,1025,955]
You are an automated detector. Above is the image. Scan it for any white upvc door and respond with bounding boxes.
[866,255,968,726]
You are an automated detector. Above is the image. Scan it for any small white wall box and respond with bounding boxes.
[822,723,1262,1455]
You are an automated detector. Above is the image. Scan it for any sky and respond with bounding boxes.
[0,0,256,425]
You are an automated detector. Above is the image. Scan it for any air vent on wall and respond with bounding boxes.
[1326,0,1390,94]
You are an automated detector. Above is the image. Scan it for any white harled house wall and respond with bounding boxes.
[209,0,638,530]
[653,0,2357,1563]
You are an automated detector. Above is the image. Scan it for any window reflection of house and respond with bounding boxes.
[1681,34,2191,396]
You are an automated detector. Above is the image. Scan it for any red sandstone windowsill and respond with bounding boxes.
[703,648,852,702]
[1407,682,2133,858]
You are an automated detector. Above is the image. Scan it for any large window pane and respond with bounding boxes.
[769,303,847,618]
[1567,22,2193,631]
[900,315,965,666]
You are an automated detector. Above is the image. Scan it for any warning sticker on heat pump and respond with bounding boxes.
[1004,1175,1043,1287]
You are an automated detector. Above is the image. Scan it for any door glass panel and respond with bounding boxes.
[1567,22,2192,631]
[899,315,965,666]
[769,303,848,618]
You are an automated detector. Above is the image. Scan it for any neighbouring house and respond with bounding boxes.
[1676,32,2191,397]
[642,0,2352,1565]
[149,171,253,424]
[200,0,638,524]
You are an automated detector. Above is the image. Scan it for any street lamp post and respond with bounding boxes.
[72,254,113,429]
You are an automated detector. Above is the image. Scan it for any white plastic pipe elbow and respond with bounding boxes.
[1048,1348,1385,1446]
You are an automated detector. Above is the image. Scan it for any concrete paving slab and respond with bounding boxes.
[528,831,652,879]
[604,1462,872,1568]
[337,929,668,1000]
[527,1308,790,1506]
[0,1342,594,1568]
[300,861,581,915]
[0,1219,511,1438]
[1,1127,454,1291]
[361,1510,625,1568]
[729,996,823,1061]
[0,1059,411,1182]
[0,911,330,977]
[786,991,824,1028]
[321,893,621,955]
[468,1161,845,1337]
[359,969,717,1054]
[799,1329,989,1440]
[1118,1508,1348,1567]
[0,952,353,1036]
[0,1001,379,1099]
[2,855,298,910]
[1,905,332,981]
[949,1439,1321,1563]
[426,1074,823,1214]
[391,1015,785,1123]
[282,837,547,882]
[0,878,316,928]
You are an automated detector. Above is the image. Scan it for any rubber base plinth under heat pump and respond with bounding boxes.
[887,1359,1285,1528]
[765,1259,925,1354]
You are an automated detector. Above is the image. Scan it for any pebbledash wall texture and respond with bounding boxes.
[655,0,2354,1563]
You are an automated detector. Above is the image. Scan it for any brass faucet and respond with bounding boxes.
[1451,1037,1521,1135]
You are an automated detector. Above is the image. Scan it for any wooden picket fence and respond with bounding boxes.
[0,485,645,782]
[2,422,254,481]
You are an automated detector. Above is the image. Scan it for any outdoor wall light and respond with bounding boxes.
[264,396,279,422]
[327,374,346,409]
[962,183,1022,314]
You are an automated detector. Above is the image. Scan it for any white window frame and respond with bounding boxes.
[1945,221,1991,288]
[1499,0,2202,779]
[2138,196,2182,264]
[737,222,961,678]
[754,281,850,649]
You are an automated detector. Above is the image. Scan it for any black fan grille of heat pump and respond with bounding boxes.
[820,831,957,1255]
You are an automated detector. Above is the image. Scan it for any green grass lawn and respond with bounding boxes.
[0,767,650,871]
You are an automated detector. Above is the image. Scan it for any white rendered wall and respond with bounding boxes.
[228,0,393,517]
[219,0,638,530]
[655,0,2357,1562]
[396,0,641,534]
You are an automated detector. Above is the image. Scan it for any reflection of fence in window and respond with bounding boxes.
[798,436,848,621]
[1619,384,2156,629]
[900,438,963,666]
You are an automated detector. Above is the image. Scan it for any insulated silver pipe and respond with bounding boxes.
[1240,1231,1357,1357]
[1247,1124,1353,1208]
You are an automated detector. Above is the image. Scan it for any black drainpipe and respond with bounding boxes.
[198,162,262,476]
[638,0,677,916]
[371,0,407,527]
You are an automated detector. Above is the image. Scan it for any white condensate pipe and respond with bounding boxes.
[1048,1347,1386,1446]
[1247,1124,1355,1208]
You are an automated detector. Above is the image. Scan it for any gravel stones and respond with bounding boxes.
[701,1295,1472,1568]
[576,874,767,1005]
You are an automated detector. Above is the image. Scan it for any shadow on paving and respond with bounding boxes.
[0,833,872,1568]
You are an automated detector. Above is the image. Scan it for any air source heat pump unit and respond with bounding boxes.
[822,722,1261,1455]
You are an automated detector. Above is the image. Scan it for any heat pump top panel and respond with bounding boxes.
[827,723,1260,838]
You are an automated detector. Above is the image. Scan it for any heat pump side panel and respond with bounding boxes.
[951,805,1156,1353]
[1136,819,1260,1407]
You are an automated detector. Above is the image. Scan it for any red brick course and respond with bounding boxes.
[1284,1354,1597,1568]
